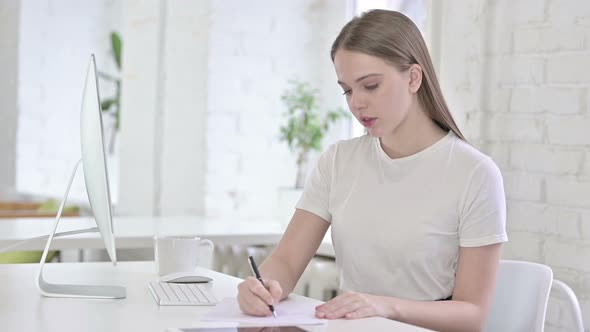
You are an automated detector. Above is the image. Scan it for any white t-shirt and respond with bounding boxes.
[296,131,508,301]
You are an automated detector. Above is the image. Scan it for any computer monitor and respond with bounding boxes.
[35,54,126,299]
[80,54,117,263]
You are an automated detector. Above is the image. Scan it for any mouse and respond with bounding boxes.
[159,272,213,284]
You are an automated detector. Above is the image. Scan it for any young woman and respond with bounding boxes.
[237,9,507,332]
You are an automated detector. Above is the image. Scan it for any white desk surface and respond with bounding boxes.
[0,262,431,332]
[0,216,336,257]
[0,216,287,250]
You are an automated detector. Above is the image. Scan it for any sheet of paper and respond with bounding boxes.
[201,297,327,326]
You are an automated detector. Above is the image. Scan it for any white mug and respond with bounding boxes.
[153,236,214,276]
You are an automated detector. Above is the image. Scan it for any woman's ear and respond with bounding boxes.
[408,64,422,93]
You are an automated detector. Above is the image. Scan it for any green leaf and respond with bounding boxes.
[115,107,120,129]
[111,31,122,70]
[279,78,349,165]
[98,71,118,82]
[101,99,116,111]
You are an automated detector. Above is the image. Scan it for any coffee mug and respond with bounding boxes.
[153,236,214,276]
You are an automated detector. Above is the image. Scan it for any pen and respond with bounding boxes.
[248,255,277,318]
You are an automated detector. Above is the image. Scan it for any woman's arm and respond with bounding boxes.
[260,208,330,298]
[387,244,501,332]
[316,243,502,332]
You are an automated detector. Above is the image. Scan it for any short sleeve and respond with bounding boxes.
[458,157,508,247]
[294,144,337,223]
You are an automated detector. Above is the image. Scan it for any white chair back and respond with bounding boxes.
[551,279,584,332]
[483,260,553,332]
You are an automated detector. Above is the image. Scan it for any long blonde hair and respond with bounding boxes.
[331,9,465,141]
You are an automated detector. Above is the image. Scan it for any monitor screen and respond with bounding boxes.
[80,54,117,264]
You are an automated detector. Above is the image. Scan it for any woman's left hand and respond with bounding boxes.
[314,291,393,320]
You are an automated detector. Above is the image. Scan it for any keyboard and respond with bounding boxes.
[148,281,218,306]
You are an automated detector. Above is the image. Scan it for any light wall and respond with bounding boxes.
[205,0,348,219]
[118,0,210,216]
[118,0,349,218]
[0,0,19,194]
[15,0,121,203]
[435,0,590,330]
[8,0,349,216]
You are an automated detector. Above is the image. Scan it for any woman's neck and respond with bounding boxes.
[379,105,447,160]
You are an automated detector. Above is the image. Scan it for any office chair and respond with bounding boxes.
[483,260,553,332]
[551,279,584,332]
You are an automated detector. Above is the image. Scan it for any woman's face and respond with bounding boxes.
[333,49,416,138]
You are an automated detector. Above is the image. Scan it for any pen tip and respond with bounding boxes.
[272,311,277,318]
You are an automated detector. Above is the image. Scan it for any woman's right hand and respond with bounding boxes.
[237,276,283,316]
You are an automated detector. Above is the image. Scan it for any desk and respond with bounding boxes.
[0,216,337,258]
[0,262,432,332]
[0,216,287,251]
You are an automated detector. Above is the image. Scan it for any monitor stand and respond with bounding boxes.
[36,159,126,299]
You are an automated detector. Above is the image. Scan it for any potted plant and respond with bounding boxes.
[279,79,349,188]
[275,79,348,224]
[98,31,122,154]
[96,31,122,210]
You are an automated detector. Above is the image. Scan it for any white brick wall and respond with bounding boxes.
[157,1,208,216]
[510,144,583,174]
[16,0,121,204]
[512,20,587,54]
[205,0,348,221]
[546,178,590,208]
[502,171,544,201]
[118,0,209,216]
[510,87,583,114]
[498,55,545,85]
[545,239,590,272]
[488,113,545,142]
[548,54,590,84]
[501,232,544,262]
[439,0,590,330]
[507,202,582,239]
[0,0,19,193]
[546,116,590,145]
[117,0,347,218]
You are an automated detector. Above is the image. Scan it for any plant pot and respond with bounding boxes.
[275,187,303,227]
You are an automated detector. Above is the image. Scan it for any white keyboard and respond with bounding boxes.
[148,281,218,306]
